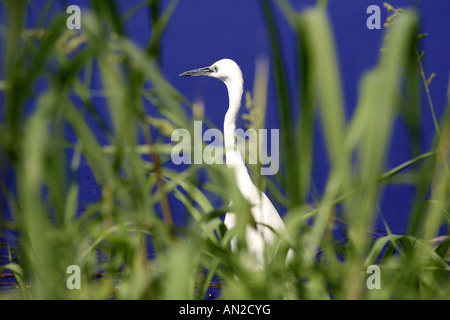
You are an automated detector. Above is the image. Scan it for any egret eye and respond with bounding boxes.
[213,66,218,72]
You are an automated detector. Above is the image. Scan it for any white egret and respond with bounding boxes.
[179,59,291,265]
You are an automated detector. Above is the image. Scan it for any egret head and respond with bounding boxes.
[179,59,242,86]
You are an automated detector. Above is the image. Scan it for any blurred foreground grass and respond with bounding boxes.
[0,1,449,299]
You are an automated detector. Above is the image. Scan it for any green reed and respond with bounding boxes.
[0,0,448,300]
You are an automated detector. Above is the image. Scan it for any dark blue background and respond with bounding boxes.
[163,0,450,236]
[2,0,450,237]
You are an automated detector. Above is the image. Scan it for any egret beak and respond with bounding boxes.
[179,66,213,77]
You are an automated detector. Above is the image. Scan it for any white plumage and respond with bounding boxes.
[180,59,291,265]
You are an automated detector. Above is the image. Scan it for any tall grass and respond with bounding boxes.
[0,0,449,300]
